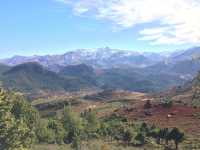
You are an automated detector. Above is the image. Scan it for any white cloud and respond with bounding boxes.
[57,0,200,45]
[55,0,71,4]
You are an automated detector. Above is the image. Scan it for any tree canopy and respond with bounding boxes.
[0,89,39,150]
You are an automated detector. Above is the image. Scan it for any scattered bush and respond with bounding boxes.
[144,100,152,109]
[161,98,173,108]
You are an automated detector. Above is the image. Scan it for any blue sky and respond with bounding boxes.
[0,0,199,58]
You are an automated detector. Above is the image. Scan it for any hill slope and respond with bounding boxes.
[59,64,97,87]
[1,62,67,92]
[1,62,98,92]
[0,64,10,76]
[0,62,187,93]
[97,68,185,92]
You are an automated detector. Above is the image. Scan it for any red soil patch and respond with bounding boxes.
[118,103,200,137]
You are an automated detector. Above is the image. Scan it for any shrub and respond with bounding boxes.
[144,100,152,109]
[135,133,145,145]
[161,98,173,108]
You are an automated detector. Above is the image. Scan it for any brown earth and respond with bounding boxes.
[117,100,200,138]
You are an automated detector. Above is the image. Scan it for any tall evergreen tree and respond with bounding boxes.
[168,128,184,150]
[62,105,83,149]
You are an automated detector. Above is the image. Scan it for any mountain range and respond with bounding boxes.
[0,47,199,94]
[0,47,165,71]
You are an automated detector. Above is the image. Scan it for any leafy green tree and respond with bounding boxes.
[11,95,39,134]
[0,89,36,150]
[148,127,161,144]
[48,119,65,144]
[135,132,145,145]
[35,119,55,144]
[99,114,131,143]
[98,122,110,141]
[71,135,81,150]
[107,121,124,142]
[83,110,100,139]
[123,128,135,145]
[140,122,149,134]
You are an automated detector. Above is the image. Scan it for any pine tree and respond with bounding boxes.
[84,110,100,139]
[62,105,83,149]
[168,128,184,150]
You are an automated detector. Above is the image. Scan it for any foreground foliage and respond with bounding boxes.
[0,88,185,150]
[34,106,185,150]
[0,89,39,150]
